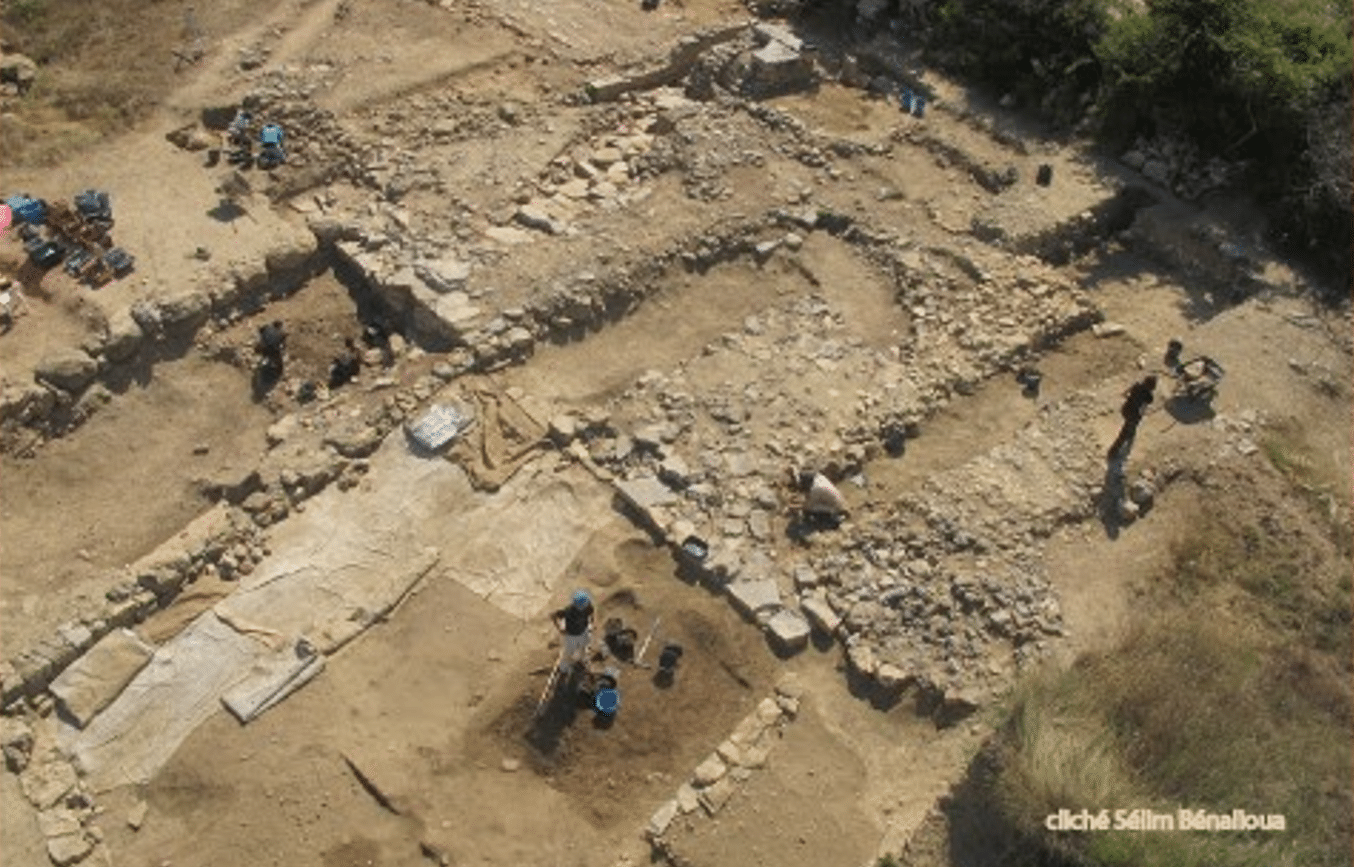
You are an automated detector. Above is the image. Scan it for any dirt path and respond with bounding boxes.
[868,329,1144,498]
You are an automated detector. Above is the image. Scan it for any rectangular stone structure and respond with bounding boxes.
[49,629,155,729]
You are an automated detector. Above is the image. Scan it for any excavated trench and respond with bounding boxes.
[0,256,389,657]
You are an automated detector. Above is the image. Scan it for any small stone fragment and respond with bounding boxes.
[647,799,679,838]
[692,754,727,787]
[127,800,148,831]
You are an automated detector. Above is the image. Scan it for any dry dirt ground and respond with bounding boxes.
[1,1,1350,867]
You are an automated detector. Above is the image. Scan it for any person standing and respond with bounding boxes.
[552,590,595,673]
[1107,375,1157,462]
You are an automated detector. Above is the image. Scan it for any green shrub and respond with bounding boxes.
[1094,0,1352,149]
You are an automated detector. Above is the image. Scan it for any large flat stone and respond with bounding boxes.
[46,831,93,867]
[431,292,482,332]
[615,476,678,529]
[415,258,472,294]
[800,594,841,634]
[35,349,98,394]
[698,777,736,816]
[675,782,700,814]
[754,21,802,49]
[156,288,211,331]
[725,579,781,620]
[693,754,727,787]
[764,608,811,653]
[37,806,82,837]
[50,629,155,729]
[753,41,800,66]
[102,309,144,362]
[647,799,679,838]
[21,759,77,809]
[264,225,318,275]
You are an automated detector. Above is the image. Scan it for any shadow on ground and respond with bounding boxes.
[937,743,1086,867]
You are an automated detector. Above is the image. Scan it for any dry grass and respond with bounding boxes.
[1166,503,1350,657]
[1261,420,1353,558]
[986,469,1354,867]
[0,0,266,167]
[991,609,1351,867]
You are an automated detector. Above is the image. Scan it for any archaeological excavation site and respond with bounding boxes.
[1,0,1350,866]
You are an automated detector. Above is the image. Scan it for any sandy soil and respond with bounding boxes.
[0,2,1347,867]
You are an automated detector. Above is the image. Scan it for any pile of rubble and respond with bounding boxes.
[813,394,1110,700]
[516,113,662,229]
[683,22,819,101]
[545,222,1105,713]
[246,80,367,187]
[2,711,110,867]
[1120,134,1248,203]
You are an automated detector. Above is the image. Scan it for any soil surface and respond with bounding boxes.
[0,2,1348,867]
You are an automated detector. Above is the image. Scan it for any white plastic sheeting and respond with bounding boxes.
[63,612,263,792]
[221,638,325,724]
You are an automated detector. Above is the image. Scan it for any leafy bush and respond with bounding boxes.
[1093,0,1352,286]
[1095,0,1351,148]
[913,0,1352,290]
[926,0,1110,123]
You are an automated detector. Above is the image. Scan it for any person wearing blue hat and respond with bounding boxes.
[552,590,595,673]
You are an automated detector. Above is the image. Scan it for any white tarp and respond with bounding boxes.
[221,638,325,724]
[63,612,265,792]
[56,427,610,791]
[405,403,470,452]
[214,542,440,655]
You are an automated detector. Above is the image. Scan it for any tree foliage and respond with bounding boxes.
[1096,0,1352,151]
[915,0,1351,289]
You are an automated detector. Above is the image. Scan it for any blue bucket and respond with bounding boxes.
[594,688,620,715]
[899,88,913,113]
[912,95,926,118]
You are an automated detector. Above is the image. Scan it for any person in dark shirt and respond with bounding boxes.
[328,337,361,389]
[1107,375,1157,462]
[552,590,595,673]
[254,320,287,395]
[257,320,286,367]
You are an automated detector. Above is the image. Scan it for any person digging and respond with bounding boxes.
[1107,375,1156,467]
[798,470,850,530]
[552,590,595,674]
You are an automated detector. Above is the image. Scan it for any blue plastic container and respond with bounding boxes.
[594,688,620,716]
[6,195,44,226]
[912,95,926,118]
[899,88,913,113]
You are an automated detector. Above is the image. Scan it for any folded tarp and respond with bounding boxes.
[221,638,325,724]
[63,612,265,792]
[405,404,470,452]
